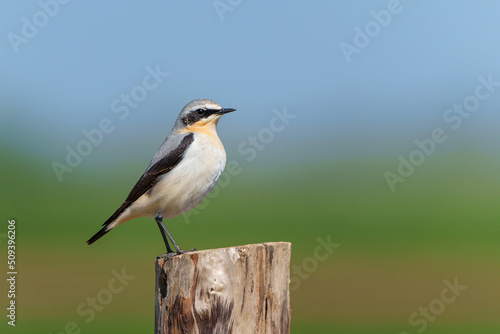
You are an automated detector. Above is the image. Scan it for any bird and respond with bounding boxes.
[86,99,236,257]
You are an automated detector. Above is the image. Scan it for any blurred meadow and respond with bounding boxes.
[2,1,500,333]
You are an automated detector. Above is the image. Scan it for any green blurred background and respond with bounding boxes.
[2,1,500,333]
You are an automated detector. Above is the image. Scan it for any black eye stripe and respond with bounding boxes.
[194,108,219,118]
[182,108,220,125]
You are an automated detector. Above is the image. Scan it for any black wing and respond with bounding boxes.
[87,133,194,245]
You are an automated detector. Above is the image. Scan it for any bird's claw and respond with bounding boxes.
[156,252,178,261]
[173,248,197,255]
[156,248,197,261]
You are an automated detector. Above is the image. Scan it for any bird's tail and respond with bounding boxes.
[87,201,131,245]
[86,225,111,245]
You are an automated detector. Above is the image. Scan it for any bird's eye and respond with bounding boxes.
[195,109,206,117]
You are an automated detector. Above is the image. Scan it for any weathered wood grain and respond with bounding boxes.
[155,242,292,334]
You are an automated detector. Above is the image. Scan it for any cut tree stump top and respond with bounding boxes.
[155,242,292,334]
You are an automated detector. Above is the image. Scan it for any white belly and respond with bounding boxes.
[144,132,226,219]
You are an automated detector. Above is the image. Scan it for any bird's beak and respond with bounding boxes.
[217,108,236,115]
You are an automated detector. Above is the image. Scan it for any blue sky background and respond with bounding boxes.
[2,0,500,172]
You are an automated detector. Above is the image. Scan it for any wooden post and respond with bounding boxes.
[155,242,292,334]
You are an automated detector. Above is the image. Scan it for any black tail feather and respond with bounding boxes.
[87,201,130,245]
[87,225,111,245]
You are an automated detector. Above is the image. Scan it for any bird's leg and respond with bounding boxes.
[155,214,194,256]
[155,214,174,256]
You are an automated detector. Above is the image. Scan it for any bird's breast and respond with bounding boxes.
[150,132,227,218]
[179,132,227,189]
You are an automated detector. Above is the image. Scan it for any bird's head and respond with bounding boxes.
[175,99,235,134]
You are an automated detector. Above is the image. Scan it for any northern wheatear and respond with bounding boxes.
[87,99,235,256]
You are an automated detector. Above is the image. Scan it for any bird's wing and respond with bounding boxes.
[87,132,195,245]
[103,133,194,223]
[124,132,194,204]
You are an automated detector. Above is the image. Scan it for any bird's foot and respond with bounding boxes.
[156,252,178,261]
[156,248,197,260]
[173,248,197,255]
